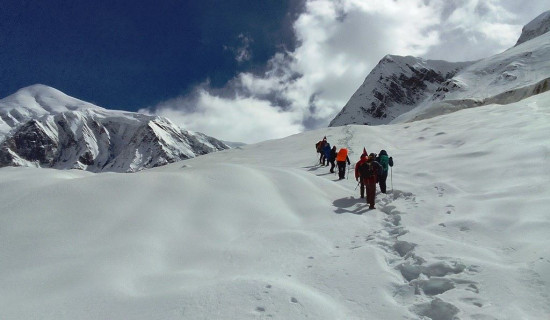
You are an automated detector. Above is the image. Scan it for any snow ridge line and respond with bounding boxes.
[369,191,492,319]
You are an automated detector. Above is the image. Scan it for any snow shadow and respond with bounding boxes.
[332,196,370,215]
[316,172,337,177]
[302,164,324,172]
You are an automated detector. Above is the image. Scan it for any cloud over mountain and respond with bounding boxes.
[144,0,548,143]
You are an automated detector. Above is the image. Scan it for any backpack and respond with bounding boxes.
[323,143,331,156]
[336,148,348,162]
[379,155,389,171]
[359,162,375,179]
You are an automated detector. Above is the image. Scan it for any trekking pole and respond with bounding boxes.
[354,181,360,190]
[391,166,393,193]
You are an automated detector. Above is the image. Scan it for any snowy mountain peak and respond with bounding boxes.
[1,84,101,114]
[329,55,472,126]
[515,10,550,46]
[0,86,229,172]
[0,84,104,135]
[331,11,550,127]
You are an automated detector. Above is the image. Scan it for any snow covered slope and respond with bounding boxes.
[329,55,471,126]
[1,91,549,319]
[0,85,228,172]
[395,29,550,123]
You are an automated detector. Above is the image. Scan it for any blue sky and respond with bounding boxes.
[1,0,548,143]
[1,0,302,109]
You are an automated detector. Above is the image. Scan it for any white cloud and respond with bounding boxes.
[419,0,523,61]
[141,89,303,144]
[287,0,441,118]
[146,0,547,143]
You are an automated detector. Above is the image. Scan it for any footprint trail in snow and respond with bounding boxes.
[359,190,498,320]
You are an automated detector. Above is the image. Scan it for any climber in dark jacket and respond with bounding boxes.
[328,146,337,173]
[375,150,394,194]
[354,153,368,198]
[322,142,331,166]
[315,137,327,164]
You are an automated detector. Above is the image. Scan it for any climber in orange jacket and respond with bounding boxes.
[336,148,351,180]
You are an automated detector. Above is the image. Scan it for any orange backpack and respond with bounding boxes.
[336,148,348,161]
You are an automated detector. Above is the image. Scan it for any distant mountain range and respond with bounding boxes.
[330,10,550,127]
[3,11,549,173]
[0,85,228,172]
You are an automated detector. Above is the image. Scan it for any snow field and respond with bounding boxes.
[1,91,550,319]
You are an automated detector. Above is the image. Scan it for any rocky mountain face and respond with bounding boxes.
[329,56,472,126]
[330,10,550,127]
[0,85,229,172]
[515,11,550,46]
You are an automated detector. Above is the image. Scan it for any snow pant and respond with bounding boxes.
[329,160,336,173]
[337,161,346,179]
[366,182,377,208]
[320,153,325,165]
[378,170,388,193]
[359,180,365,198]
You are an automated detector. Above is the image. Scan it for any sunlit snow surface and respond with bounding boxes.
[1,92,549,319]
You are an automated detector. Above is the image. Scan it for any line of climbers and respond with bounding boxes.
[316,137,394,210]
[315,136,350,179]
